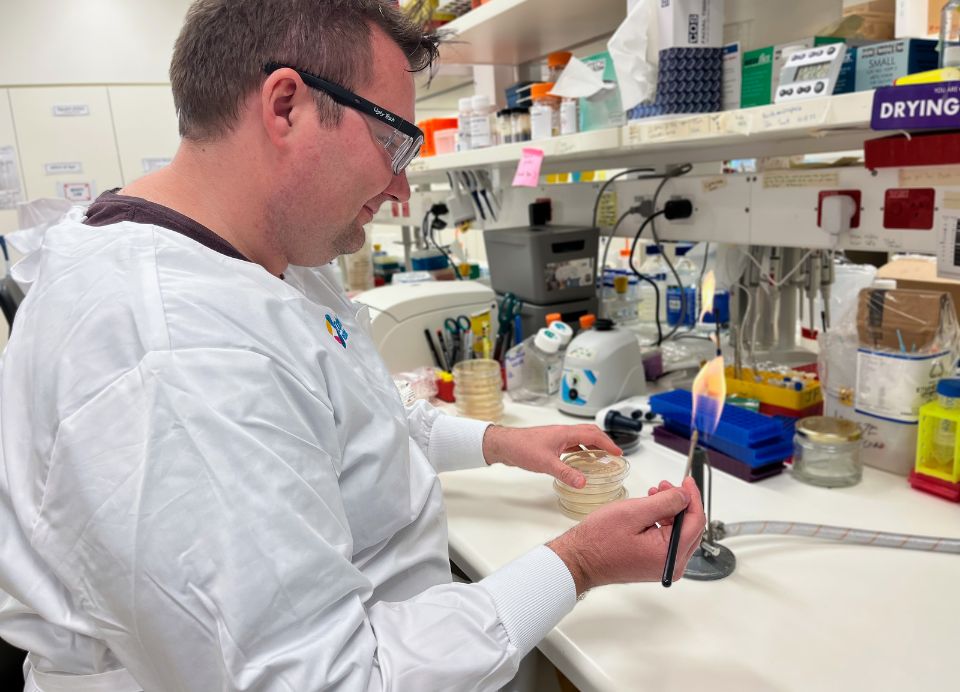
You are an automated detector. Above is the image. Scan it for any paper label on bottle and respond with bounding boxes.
[505,346,525,391]
[469,116,491,148]
[855,349,951,423]
[547,361,562,395]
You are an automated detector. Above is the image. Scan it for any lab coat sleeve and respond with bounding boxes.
[404,399,491,473]
[26,349,563,691]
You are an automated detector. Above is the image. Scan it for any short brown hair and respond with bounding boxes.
[170,0,439,141]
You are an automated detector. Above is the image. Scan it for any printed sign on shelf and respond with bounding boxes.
[871,82,960,131]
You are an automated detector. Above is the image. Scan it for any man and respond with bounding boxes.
[0,1,704,690]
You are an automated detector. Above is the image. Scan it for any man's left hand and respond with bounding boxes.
[482,425,623,489]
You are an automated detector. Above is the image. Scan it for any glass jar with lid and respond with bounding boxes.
[792,416,863,487]
[546,51,572,82]
[529,83,560,140]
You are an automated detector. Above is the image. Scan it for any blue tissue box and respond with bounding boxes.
[628,47,723,121]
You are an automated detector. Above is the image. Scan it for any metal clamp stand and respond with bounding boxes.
[684,447,736,581]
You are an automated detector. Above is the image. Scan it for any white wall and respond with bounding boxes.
[0,0,193,86]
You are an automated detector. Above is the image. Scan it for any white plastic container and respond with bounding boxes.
[560,97,579,135]
[510,328,563,404]
[469,94,494,149]
[457,97,473,152]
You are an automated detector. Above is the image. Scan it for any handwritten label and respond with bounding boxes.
[512,148,544,187]
[52,104,90,117]
[758,101,829,131]
[702,177,727,193]
[43,161,83,175]
[722,111,752,135]
[899,166,960,188]
[624,122,644,146]
[762,171,839,189]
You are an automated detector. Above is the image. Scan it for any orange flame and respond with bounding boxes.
[699,270,716,323]
[691,355,726,436]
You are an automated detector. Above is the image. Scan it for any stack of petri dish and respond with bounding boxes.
[554,449,630,520]
[453,359,504,423]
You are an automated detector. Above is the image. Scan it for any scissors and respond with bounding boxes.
[444,315,472,363]
[494,293,524,361]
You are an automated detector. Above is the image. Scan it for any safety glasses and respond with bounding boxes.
[264,62,423,175]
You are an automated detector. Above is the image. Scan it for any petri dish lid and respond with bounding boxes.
[796,416,862,443]
[559,451,630,485]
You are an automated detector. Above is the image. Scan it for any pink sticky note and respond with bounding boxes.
[512,147,545,187]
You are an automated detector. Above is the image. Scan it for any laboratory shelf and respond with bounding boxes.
[406,91,877,183]
[620,90,876,163]
[407,128,621,178]
[437,0,627,66]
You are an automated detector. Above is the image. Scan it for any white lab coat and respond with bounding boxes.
[0,218,575,691]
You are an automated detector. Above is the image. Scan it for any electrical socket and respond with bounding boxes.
[633,195,655,218]
[665,194,695,224]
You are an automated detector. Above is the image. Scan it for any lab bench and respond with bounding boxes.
[439,400,960,692]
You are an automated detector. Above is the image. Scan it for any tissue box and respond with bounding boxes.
[854,38,939,90]
[578,51,626,131]
[658,0,725,50]
[628,47,723,119]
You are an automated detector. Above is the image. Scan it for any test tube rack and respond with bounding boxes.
[649,390,796,470]
[724,366,823,418]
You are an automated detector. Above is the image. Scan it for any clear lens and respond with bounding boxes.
[364,115,420,174]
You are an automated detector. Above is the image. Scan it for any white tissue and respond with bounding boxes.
[607,0,659,111]
[550,56,613,99]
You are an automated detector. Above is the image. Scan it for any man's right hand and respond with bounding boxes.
[546,477,705,596]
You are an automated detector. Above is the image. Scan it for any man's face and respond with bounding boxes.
[276,25,416,267]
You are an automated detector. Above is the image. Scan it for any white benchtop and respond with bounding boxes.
[439,400,960,692]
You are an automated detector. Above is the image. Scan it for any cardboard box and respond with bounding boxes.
[578,51,626,131]
[895,0,942,38]
[876,256,960,321]
[722,42,742,110]
[855,38,939,89]
[856,286,949,351]
[843,0,895,40]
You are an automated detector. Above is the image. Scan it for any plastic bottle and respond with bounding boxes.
[638,246,669,322]
[505,328,563,403]
[560,97,579,136]
[457,97,473,152]
[548,320,574,351]
[529,83,560,140]
[940,1,960,68]
[469,94,494,149]
[609,275,639,325]
[666,245,698,328]
[932,378,960,472]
